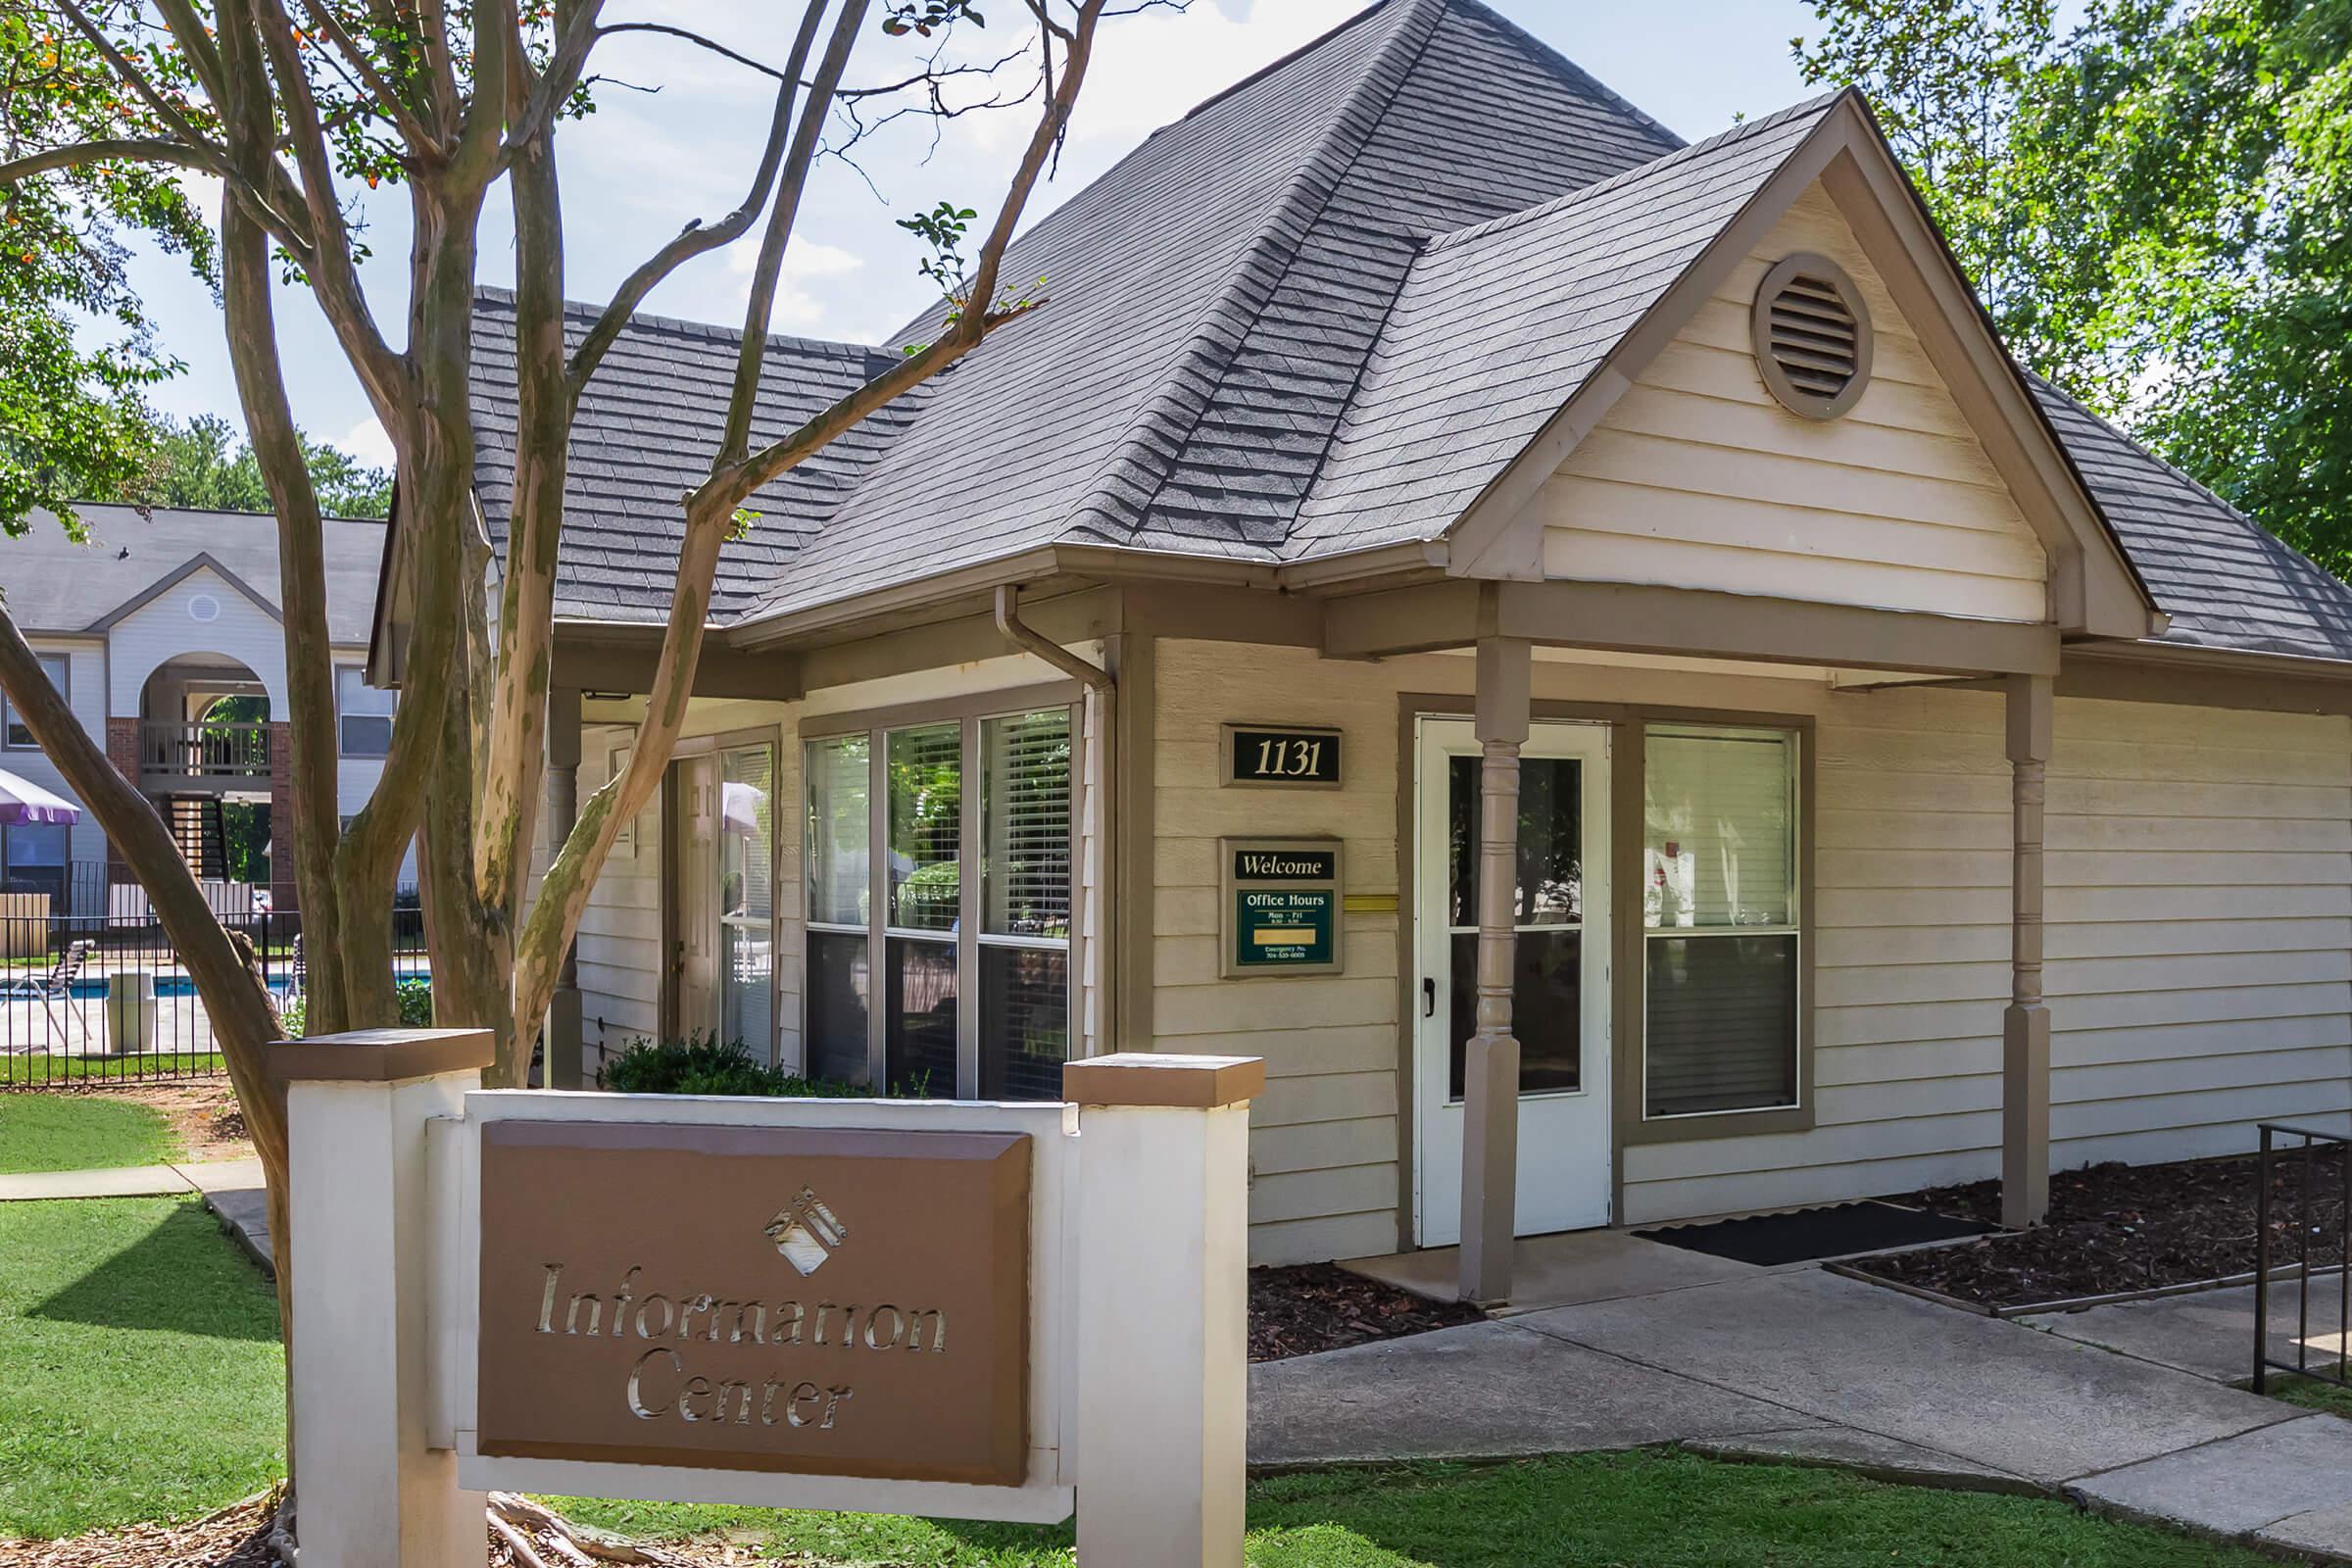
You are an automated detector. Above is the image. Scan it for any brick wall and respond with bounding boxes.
[267,720,299,912]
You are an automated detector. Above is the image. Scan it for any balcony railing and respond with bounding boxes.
[141,720,270,778]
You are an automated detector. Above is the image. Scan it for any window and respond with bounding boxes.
[719,743,775,1061]
[804,701,1074,1101]
[337,665,394,757]
[1642,724,1800,1118]
[0,822,68,900]
[2,654,69,749]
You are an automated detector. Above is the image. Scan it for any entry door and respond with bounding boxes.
[1413,717,1611,1245]
[671,753,721,1036]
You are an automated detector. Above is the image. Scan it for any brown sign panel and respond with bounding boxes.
[476,1120,1031,1487]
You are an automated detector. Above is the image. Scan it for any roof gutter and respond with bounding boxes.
[996,583,1119,1055]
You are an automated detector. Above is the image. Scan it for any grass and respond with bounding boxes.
[0,1054,226,1088]
[0,1196,283,1540]
[551,1451,2277,1567]
[0,1093,180,1173]
[2267,1372,2352,1420]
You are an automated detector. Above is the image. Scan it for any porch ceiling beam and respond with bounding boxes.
[552,624,801,702]
[1324,579,2062,677]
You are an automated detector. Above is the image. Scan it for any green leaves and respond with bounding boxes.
[1797,0,2352,576]
[881,2,987,39]
[125,414,392,520]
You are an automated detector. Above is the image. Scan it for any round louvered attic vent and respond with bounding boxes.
[1752,253,1873,420]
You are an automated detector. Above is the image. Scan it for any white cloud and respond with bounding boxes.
[339,416,397,469]
[1062,0,1362,145]
[720,237,864,333]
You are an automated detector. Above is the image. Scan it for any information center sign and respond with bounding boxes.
[1221,839,1344,977]
[474,1120,1031,1486]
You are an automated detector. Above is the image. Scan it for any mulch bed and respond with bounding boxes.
[1250,1262,1483,1361]
[1847,1148,2349,1309]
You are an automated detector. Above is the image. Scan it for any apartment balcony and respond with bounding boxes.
[140,720,270,785]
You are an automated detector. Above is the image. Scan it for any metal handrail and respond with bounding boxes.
[2253,1120,2351,1394]
[139,720,270,776]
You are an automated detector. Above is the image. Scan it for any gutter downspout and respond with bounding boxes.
[997,584,1118,1058]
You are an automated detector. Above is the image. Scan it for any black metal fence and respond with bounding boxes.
[0,899,428,1089]
[2253,1121,2351,1395]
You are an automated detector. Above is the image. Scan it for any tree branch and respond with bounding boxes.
[566,5,824,390]
[242,0,410,418]
[0,138,226,183]
[720,0,871,467]
[296,0,447,156]
[508,0,611,150]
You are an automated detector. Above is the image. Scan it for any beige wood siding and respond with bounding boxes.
[1529,182,2048,622]
[1624,689,2352,1222]
[1152,639,2352,1255]
[1153,639,1405,1266]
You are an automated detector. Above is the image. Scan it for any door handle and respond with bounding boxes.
[1422,977,1437,1018]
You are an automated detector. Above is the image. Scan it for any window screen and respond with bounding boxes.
[1643,725,1800,1117]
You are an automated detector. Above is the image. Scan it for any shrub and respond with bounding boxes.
[595,1033,922,1099]
[277,976,431,1040]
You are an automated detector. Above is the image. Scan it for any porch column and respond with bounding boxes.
[544,687,585,1089]
[2002,673,2053,1228]
[1460,637,1530,1305]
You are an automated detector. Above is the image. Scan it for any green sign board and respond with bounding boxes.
[1234,888,1337,969]
[1220,838,1344,977]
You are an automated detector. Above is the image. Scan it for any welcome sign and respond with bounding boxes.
[474,1121,1031,1486]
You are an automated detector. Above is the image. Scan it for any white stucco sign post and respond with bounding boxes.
[273,1031,1258,1568]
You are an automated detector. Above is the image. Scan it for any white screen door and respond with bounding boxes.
[1413,716,1611,1244]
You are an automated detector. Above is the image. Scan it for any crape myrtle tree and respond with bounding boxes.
[0,0,1141,1486]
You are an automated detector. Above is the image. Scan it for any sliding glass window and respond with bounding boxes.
[1642,724,1800,1118]
[804,700,1074,1100]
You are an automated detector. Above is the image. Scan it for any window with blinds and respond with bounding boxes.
[981,710,1071,1099]
[802,702,1074,1102]
[1642,724,1800,1118]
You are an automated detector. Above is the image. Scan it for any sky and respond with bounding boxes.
[114,1,1833,469]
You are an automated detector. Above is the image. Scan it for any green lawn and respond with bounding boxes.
[0,1054,226,1089]
[0,1197,283,1540]
[553,1451,2275,1567]
[0,1192,2291,1564]
[0,1093,180,1173]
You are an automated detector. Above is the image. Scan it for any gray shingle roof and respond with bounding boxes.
[11,503,384,643]
[2030,375,2352,662]
[472,0,2352,670]
[469,288,907,621]
[1289,94,1838,556]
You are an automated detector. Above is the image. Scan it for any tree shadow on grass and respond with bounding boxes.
[25,1200,280,1343]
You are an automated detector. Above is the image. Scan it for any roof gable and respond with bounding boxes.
[87,552,283,632]
[731,0,1683,622]
[1526,179,2051,620]
[1311,91,2153,640]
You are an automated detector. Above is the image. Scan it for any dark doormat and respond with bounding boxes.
[1637,1200,1995,1267]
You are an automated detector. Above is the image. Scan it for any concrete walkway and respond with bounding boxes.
[1253,1259,2352,1560]
[0,1156,273,1273]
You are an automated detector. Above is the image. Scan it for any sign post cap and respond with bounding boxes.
[266,1026,497,1083]
[1062,1053,1265,1108]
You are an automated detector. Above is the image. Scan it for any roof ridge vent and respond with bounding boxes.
[1753,251,1872,419]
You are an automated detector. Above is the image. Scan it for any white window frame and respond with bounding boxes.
[336,663,395,757]
[1639,720,1805,1123]
[1,653,70,751]
[802,683,1081,1099]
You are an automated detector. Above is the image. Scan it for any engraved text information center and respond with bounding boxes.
[476,1121,1032,1486]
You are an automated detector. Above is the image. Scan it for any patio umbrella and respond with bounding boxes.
[0,766,79,825]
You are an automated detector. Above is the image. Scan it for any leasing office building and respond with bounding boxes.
[391,0,2352,1271]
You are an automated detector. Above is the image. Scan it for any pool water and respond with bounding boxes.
[59,969,429,1002]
